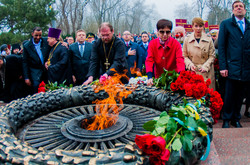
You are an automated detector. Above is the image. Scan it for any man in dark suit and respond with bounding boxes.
[45,28,73,85]
[22,27,51,93]
[69,29,93,85]
[218,0,250,128]
[122,30,142,77]
[138,31,150,70]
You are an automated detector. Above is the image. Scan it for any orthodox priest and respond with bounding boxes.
[45,28,73,85]
[83,22,128,85]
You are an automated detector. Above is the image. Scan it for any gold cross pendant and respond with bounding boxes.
[104,59,110,70]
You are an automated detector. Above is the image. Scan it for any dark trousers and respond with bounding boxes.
[222,78,250,121]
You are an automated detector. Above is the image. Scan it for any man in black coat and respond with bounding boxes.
[83,23,128,85]
[22,27,51,93]
[69,29,92,85]
[0,55,31,102]
[45,28,73,85]
[218,0,250,128]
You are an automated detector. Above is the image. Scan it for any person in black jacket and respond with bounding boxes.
[45,28,73,85]
[69,29,92,85]
[22,27,51,93]
[83,23,128,85]
[0,55,31,102]
[218,0,250,128]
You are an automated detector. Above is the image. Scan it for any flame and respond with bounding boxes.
[84,69,134,130]
[130,62,142,77]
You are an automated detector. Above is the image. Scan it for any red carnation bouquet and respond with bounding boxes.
[38,81,46,93]
[37,81,73,93]
[170,71,223,123]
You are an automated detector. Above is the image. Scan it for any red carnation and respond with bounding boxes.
[170,82,179,91]
[206,79,211,87]
[38,81,46,93]
[39,81,45,87]
[38,86,46,93]
[184,84,193,96]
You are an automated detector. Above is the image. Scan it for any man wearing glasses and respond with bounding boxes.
[145,19,185,86]
[83,22,128,85]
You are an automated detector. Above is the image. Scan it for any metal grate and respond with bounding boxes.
[18,104,160,151]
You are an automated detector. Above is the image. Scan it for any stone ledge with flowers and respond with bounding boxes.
[0,70,222,165]
[133,70,223,165]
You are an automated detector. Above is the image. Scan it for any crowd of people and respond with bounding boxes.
[0,1,248,127]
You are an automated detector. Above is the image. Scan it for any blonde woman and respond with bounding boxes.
[183,17,215,89]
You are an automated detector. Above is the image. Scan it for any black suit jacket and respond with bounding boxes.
[47,42,73,85]
[22,37,51,82]
[3,55,31,102]
[69,42,92,85]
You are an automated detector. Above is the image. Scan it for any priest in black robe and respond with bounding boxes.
[83,22,128,85]
[45,28,73,85]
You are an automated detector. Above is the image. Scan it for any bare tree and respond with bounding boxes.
[196,0,207,19]
[174,3,197,24]
[55,0,157,35]
[89,0,123,26]
[206,0,232,25]
[55,0,90,35]
[206,0,222,24]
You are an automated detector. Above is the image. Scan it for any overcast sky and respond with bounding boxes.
[145,0,194,21]
[144,0,195,30]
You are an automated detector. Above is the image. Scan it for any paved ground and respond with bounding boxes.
[201,104,250,165]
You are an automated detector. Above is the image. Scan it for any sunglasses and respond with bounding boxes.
[159,30,171,35]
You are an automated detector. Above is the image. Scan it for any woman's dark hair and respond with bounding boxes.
[156,19,172,31]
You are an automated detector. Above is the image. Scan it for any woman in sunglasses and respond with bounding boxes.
[145,19,185,86]
[183,17,215,89]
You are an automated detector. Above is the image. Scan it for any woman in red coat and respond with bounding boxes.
[145,19,185,85]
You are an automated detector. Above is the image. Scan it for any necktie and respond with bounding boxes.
[126,42,128,47]
[238,20,244,34]
[144,43,147,49]
[79,44,84,57]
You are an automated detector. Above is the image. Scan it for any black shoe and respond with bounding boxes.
[244,112,250,118]
[231,121,242,128]
[222,121,230,128]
